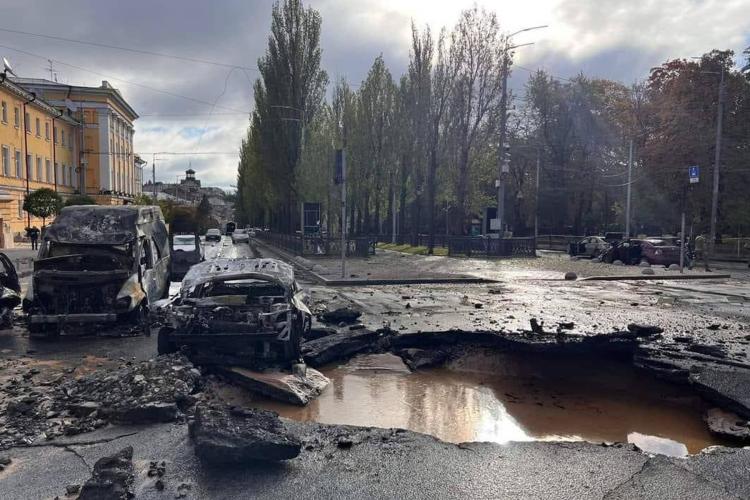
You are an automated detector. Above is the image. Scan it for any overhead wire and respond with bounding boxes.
[0,27,257,71]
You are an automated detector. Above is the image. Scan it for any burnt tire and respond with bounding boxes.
[157,327,177,355]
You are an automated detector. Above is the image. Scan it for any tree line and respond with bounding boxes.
[236,0,750,251]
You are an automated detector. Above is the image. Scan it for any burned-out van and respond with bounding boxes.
[24,205,171,336]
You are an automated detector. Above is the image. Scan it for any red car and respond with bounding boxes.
[637,239,682,266]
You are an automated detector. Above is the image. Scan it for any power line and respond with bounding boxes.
[0,27,257,71]
[0,44,250,113]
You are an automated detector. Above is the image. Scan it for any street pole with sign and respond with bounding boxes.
[682,166,700,272]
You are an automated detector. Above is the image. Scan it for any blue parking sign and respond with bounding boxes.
[689,165,699,183]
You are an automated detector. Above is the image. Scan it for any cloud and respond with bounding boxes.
[3,0,748,190]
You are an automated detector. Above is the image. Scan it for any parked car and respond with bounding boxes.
[205,228,222,242]
[24,205,170,336]
[155,258,311,369]
[638,238,683,266]
[569,236,610,258]
[170,233,204,280]
[231,228,250,244]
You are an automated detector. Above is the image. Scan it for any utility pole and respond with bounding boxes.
[152,153,156,201]
[496,48,510,237]
[495,26,547,238]
[625,139,633,238]
[339,149,347,279]
[709,66,724,263]
[534,147,541,240]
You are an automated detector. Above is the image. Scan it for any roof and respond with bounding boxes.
[181,258,295,292]
[11,77,138,120]
[0,76,80,126]
[43,205,163,245]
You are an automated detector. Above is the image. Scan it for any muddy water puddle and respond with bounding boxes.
[253,351,726,457]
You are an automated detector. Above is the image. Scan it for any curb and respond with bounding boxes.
[253,239,497,286]
[579,274,732,281]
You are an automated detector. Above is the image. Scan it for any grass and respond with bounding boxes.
[377,242,449,256]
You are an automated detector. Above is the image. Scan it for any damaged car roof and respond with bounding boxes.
[44,206,163,245]
[181,258,295,291]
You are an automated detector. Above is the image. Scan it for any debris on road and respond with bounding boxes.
[704,408,750,442]
[78,446,135,500]
[189,404,301,463]
[220,366,329,405]
[319,306,362,325]
[0,354,200,449]
[396,348,448,371]
[301,328,384,367]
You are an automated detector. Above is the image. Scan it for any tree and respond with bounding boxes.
[252,0,329,232]
[64,194,97,207]
[196,195,212,232]
[23,188,63,227]
[132,194,154,205]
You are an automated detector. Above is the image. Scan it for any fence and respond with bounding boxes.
[535,235,587,252]
[256,232,375,258]
[375,233,450,248]
[447,236,536,258]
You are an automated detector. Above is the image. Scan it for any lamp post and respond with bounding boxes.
[496,25,547,238]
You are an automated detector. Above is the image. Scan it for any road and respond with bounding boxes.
[1,237,749,499]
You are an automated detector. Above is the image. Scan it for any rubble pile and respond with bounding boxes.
[78,446,135,500]
[0,354,201,449]
[190,404,301,463]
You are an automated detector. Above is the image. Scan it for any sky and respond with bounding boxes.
[1,0,748,190]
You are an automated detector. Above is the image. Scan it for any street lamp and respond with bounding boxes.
[496,25,548,239]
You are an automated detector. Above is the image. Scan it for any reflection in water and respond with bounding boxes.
[253,351,724,457]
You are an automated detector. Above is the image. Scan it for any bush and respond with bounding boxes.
[64,194,97,207]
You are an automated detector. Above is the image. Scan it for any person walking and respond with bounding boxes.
[693,233,710,271]
[28,226,39,251]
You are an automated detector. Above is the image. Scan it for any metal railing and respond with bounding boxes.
[256,232,375,257]
[375,233,449,248]
[447,236,536,258]
[535,234,587,252]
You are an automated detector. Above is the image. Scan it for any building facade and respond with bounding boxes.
[0,75,80,238]
[14,79,140,206]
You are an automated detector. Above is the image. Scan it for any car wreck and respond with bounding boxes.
[24,205,171,336]
[156,258,310,366]
[156,258,329,405]
[0,252,21,328]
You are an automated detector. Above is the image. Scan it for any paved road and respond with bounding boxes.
[2,238,750,499]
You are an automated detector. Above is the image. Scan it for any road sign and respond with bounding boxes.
[689,165,699,184]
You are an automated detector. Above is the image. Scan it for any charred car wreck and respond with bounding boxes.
[0,252,21,328]
[24,205,171,336]
[157,258,311,369]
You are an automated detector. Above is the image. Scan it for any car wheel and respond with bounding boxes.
[157,327,177,355]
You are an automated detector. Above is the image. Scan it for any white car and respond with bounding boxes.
[231,228,250,244]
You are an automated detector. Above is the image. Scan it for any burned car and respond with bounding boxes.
[156,258,311,369]
[0,252,21,328]
[24,205,171,336]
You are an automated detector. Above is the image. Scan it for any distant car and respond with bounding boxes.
[170,234,204,280]
[249,229,257,238]
[231,228,250,244]
[638,239,682,266]
[569,236,610,258]
[205,229,222,242]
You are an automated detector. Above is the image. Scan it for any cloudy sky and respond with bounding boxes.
[2,0,748,190]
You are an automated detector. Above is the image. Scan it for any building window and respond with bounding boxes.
[24,113,30,132]
[35,118,40,137]
[68,132,73,149]
[15,150,21,178]
[14,107,19,128]
[1,146,9,176]
[36,156,42,181]
[69,166,75,187]
[45,159,51,183]
[53,126,58,143]
[1,102,6,123]
[61,129,65,145]
[45,122,50,140]
[17,198,22,219]
[56,163,61,185]
[25,154,31,179]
